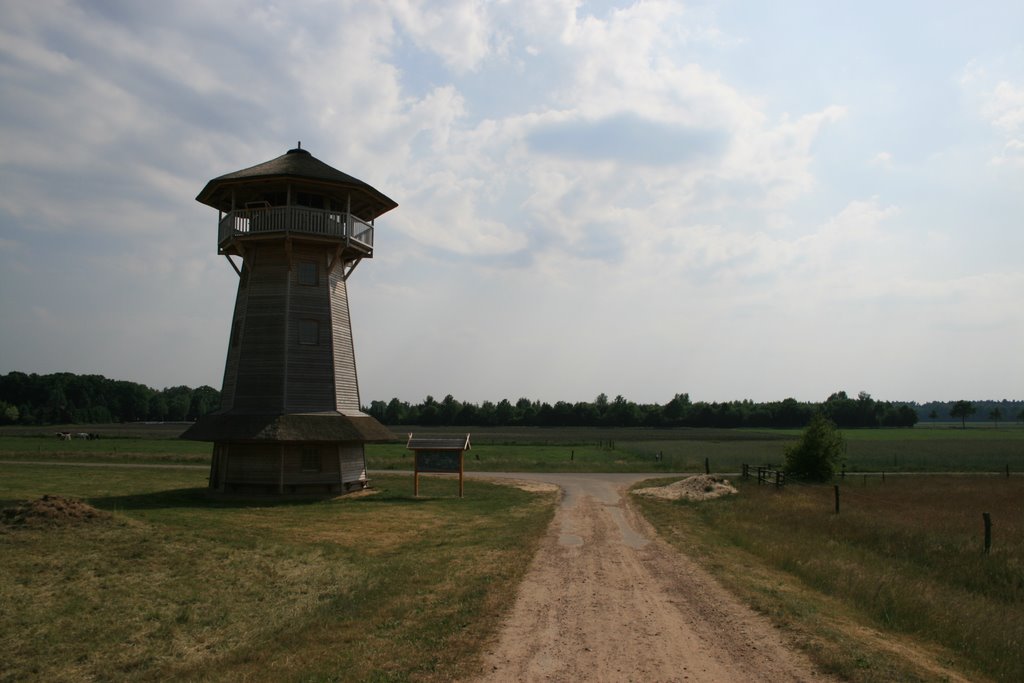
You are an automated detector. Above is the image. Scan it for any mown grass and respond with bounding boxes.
[0,464,556,682]
[634,475,1024,682]
[0,435,211,464]
[368,441,693,472]
[623,427,1024,474]
[371,427,1024,474]
[5,425,1023,473]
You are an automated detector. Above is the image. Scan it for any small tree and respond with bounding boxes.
[989,407,1003,428]
[950,400,975,429]
[784,413,845,482]
[0,401,18,424]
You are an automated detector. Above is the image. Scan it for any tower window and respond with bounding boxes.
[298,319,319,345]
[297,260,318,286]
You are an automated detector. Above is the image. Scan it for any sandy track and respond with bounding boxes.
[471,473,831,682]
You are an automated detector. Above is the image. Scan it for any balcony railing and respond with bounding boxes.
[218,207,374,250]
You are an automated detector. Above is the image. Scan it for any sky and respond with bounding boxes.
[1,1,1022,406]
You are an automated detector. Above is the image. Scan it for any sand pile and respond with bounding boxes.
[633,474,738,502]
[1,494,110,527]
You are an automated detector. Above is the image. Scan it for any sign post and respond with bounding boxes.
[407,434,472,498]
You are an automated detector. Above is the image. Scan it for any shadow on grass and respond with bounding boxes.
[89,488,345,511]
[86,485,445,511]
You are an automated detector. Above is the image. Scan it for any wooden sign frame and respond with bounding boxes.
[406,433,472,497]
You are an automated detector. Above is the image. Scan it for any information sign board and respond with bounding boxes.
[415,450,462,473]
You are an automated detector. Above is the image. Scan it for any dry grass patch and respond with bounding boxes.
[634,475,1024,682]
[0,466,556,682]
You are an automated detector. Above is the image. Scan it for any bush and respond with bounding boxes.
[784,413,844,481]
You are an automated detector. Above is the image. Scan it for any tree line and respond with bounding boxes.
[918,398,1024,426]
[3,371,1019,430]
[365,391,923,430]
[0,372,219,425]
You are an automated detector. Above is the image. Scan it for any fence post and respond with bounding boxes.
[983,512,992,554]
[834,485,840,515]
[705,457,710,475]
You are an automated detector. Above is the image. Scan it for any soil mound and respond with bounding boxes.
[1,494,110,527]
[633,474,738,502]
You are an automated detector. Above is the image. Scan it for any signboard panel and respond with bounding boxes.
[407,433,471,497]
[416,450,461,473]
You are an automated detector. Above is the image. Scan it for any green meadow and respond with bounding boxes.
[3,424,1023,681]
[0,464,555,682]
[4,423,1022,473]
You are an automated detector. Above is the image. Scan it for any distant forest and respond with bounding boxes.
[1,372,1021,430]
[367,392,1024,430]
[0,372,219,425]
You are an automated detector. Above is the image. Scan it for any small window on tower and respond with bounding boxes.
[298,319,319,345]
[297,260,318,286]
[301,447,321,472]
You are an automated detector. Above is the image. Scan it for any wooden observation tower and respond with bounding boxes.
[183,145,396,494]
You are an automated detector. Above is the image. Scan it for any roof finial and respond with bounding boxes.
[297,140,301,149]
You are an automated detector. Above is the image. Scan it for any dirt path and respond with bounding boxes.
[470,473,832,683]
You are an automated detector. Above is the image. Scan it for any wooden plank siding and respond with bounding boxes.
[218,442,365,492]
[285,246,337,413]
[340,444,367,484]
[231,245,288,412]
[224,443,280,483]
[329,266,362,413]
[217,241,369,416]
[218,260,250,410]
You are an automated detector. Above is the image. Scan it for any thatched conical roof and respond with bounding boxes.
[181,412,396,444]
[196,147,398,220]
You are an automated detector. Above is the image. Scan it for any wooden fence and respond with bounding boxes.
[741,463,786,487]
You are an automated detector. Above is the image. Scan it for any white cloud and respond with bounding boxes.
[1,1,1021,403]
[388,0,496,72]
[870,151,893,167]
[983,80,1024,132]
[960,57,1024,166]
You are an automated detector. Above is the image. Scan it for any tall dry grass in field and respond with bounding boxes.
[637,475,1024,681]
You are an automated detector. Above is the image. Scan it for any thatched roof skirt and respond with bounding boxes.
[181,412,396,443]
[196,147,398,220]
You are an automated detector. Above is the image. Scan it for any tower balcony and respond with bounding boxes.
[218,206,374,256]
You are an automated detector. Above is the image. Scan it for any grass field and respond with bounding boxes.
[4,423,1023,473]
[3,424,1023,681]
[367,425,1024,474]
[634,475,1024,682]
[0,464,555,682]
